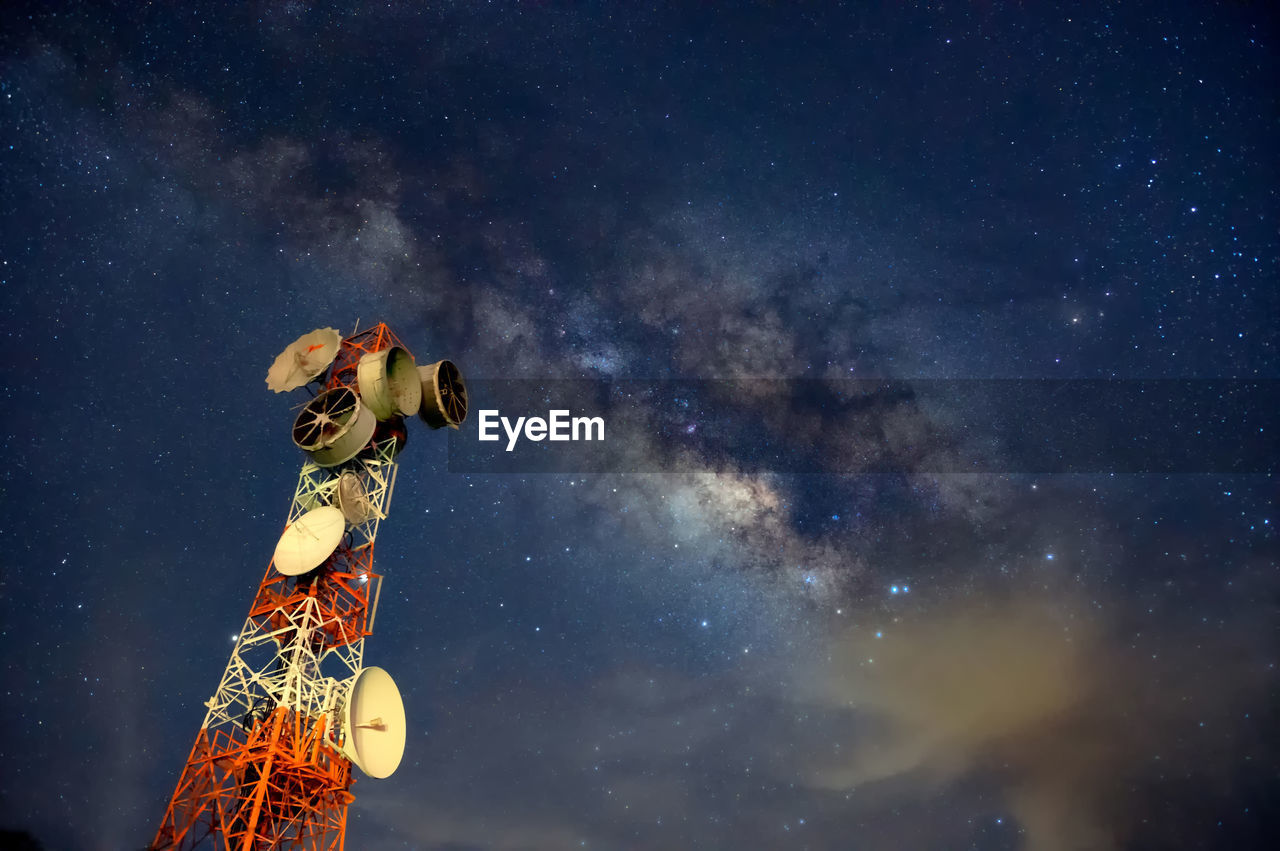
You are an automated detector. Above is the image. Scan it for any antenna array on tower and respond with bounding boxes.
[151,323,466,851]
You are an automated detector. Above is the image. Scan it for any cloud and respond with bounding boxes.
[805,593,1267,851]
[344,583,1274,851]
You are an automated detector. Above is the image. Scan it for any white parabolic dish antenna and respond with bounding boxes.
[273,505,345,576]
[336,471,372,525]
[266,328,342,393]
[340,666,406,779]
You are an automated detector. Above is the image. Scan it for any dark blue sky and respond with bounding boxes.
[1,3,1276,850]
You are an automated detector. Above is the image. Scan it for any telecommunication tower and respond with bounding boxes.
[150,323,467,850]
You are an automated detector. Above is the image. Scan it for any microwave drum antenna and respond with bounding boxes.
[418,359,468,430]
[291,386,377,467]
[357,347,422,421]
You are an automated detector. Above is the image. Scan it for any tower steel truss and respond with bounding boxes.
[152,324,416,851]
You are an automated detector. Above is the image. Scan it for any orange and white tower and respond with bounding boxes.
[151,323,467,850]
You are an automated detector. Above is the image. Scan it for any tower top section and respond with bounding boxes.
[267,323,469,466]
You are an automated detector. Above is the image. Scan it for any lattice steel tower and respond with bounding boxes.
[151,323,467,850]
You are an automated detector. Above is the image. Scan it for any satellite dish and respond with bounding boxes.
[273,505,345,576]
[357,347,422,421]
[336,471,372,525]
[266,328,342,393]
[339,666,406,779]
[418,360,468,430]
[291,387,377,467]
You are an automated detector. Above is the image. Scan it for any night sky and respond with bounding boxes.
[2,3,1278,850]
